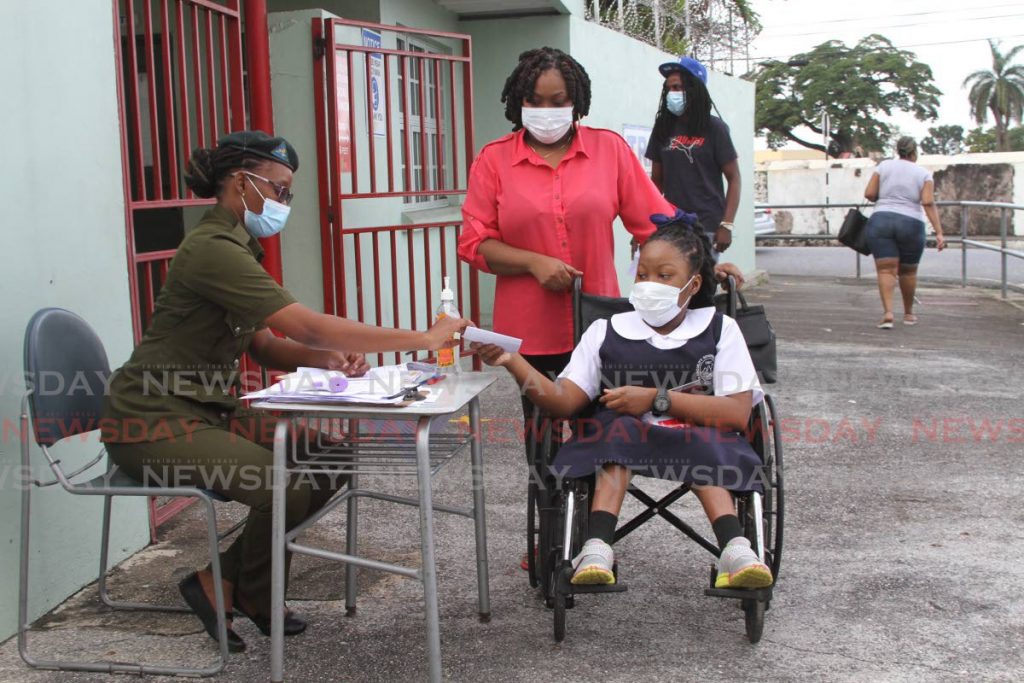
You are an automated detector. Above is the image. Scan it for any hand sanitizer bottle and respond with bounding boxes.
[434,276,461,373]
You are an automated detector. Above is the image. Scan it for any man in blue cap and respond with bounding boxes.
[646,56,741,257]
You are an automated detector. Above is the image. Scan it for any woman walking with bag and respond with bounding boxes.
[863,137,946,328]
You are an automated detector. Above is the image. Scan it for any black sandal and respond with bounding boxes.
[233,594,308,637]
[178,572,246,653]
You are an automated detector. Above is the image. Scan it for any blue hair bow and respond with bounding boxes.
[649,209,698,228]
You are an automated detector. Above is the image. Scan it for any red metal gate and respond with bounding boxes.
[311,18,480,366]
[112,0,248,539]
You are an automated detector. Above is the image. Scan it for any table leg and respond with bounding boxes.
[345,473,359,616]
[271,418,289,683]
[415,416,442,683]
[469,397,491,622]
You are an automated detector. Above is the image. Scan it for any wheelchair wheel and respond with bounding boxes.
[527,480,539,588]
[762,395,785,580]
[743,598,765,643]
[553,587,567,642]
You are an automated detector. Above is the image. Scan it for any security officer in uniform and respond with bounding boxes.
[102,131,468,652]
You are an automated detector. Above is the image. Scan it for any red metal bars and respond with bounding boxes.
[190,5,207,151]
[314,19,480,369]
[142,0,163,197]
[204,9,218,141]
[160,0,179,197]
[174,0,193,198]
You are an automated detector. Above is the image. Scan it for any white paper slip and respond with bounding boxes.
[463,327,522,353]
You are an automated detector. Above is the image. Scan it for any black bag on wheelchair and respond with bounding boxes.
[714,281,778,384]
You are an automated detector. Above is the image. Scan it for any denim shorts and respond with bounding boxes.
[866,211,926,264]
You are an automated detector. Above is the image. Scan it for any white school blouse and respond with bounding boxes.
[557,307,764,407]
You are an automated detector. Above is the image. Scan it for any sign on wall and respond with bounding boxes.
[622,123,653,174]
[362,28,385,138]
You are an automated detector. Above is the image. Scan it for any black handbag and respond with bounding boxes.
[715,282,778,385]
[838,207,871,255]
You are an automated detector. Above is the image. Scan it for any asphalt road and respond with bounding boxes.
[2,276,1022,682]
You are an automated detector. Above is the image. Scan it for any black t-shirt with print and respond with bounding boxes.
[645,116,737,233]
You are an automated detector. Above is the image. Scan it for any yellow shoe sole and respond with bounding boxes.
[571,566,616,585]
[715,565,773,589]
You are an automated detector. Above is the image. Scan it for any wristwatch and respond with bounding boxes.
[651,388,671,416]
[718,221,734,232]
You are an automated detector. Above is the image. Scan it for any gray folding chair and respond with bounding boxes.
[19,308,236,677]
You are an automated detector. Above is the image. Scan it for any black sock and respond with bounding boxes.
[712,514,743,550]
[588,511,618,545]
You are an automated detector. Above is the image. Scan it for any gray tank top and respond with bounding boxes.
[874,158,932,221]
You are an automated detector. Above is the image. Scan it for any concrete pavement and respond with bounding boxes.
[1,275,1023,682]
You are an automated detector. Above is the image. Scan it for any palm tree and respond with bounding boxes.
[963,40,1024,152]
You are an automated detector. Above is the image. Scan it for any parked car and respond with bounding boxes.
[754,208,776,236]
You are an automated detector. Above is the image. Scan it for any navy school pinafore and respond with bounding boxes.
[553,312,764,492]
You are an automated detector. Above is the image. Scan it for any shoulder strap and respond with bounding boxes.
[712,311,724,345]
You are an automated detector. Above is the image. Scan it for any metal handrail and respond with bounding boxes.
[753,200,1023,298]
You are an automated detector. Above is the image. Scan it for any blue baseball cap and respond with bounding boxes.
[658,56,708,84]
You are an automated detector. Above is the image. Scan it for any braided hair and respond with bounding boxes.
[500,47,591,130]
[645,218,717,309]
[651,69,713,143]
[184,145,264,198]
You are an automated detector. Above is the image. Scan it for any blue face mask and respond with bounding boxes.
[666,91,686,116]
[241,174,291,239]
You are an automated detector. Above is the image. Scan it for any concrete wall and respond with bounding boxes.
[0,0,149,642]
[568,16,756,286]
[758,152,1024,237]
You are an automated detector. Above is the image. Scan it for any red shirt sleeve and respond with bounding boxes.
[615,135,675,245]
[458,151,501,273]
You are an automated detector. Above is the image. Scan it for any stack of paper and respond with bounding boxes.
[242,366,430,405]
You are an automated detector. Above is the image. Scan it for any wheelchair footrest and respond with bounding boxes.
[570,583,628,594]
[556,565,628,595]
[704,586,772,601]
[704,564,773,601]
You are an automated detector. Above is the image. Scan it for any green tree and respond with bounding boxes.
[591,1,758,57]
[965,125,1024,152]
[920,125,965,155]
[750,35,941,155]
[965,126,996,153]
[963,40,1024,152]
[1010,125,1024,151]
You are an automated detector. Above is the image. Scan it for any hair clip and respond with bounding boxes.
[650,209,698,228]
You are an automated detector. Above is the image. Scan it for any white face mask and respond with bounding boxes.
[521,105,574,145]
[666,91,687,116]
[241,175,291,239]
[628,276,696,327]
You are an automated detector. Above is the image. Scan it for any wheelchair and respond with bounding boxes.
[525,277,784,644]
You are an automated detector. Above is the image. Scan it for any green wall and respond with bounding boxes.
[567,15,757,282]
[0,0,149,643]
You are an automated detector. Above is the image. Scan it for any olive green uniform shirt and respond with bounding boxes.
[102,205,296,442]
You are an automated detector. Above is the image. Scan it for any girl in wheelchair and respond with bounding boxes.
[471,215,772,590]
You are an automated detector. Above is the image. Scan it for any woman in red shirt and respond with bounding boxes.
[458,47,676,422]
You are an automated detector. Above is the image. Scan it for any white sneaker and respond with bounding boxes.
[715,536,773,589]
[570,538,615,585]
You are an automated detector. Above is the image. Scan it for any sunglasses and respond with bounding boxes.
[241,171,294,205]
